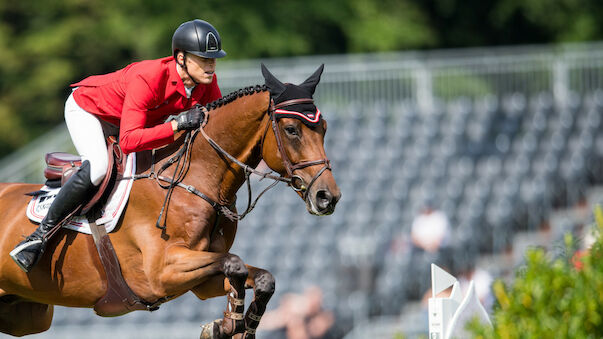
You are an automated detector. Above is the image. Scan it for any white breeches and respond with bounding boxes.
[64,92,118,186]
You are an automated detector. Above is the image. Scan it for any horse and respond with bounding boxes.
[0,64,340,338]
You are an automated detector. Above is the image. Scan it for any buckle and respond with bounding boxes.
[290,175,307,192]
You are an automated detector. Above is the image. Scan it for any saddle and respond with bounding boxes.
[43,136,125,215]
[40,137,154,316]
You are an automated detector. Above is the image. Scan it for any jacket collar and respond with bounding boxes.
[165,57,189,98]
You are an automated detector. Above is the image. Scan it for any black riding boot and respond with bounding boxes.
[10,161,96,272]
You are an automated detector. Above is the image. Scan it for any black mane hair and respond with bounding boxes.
[204,85,268,111]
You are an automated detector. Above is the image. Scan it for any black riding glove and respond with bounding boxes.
[176,105,206,131]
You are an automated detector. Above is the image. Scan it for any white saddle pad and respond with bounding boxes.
[26,153,136,234]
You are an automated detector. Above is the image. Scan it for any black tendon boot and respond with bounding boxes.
[10,161,96,272]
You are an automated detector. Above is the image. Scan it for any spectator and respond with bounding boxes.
[411,201,451,254]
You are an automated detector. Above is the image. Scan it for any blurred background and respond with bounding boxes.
[0,0,602,338]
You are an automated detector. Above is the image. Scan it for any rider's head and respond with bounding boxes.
[172,19,226,86]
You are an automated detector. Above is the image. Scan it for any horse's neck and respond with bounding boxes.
[190,91,270,204]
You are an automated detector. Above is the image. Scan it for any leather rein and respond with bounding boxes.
[126,96,331,226]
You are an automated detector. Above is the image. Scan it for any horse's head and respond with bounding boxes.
[260,64,341,216]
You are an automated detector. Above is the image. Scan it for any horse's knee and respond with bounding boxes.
[254,270,275,301]
[223,254,248,283]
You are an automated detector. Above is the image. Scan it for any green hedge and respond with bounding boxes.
[471,205,603,338]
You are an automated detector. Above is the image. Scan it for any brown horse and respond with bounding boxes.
[0,64,340,338]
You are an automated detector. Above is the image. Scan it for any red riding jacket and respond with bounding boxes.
[71,56,222,154]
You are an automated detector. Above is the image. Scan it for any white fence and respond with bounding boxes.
[3,42,603,182]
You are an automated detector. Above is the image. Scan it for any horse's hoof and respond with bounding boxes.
[200,319,222,339]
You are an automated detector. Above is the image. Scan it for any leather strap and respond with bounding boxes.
[268,99,331,196]
[90,219,153,316]
[223,311,245,320]
[274,98,314,108]
[228,294,245,306]
[247,312,262,322]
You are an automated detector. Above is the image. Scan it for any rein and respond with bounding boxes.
[125,94,331,226]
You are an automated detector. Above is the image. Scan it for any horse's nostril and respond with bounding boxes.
[316,190,333,211]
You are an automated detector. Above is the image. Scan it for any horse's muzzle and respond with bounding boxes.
[310,188,340,215]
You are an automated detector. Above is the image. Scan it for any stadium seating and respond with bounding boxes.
[28,89,601,336]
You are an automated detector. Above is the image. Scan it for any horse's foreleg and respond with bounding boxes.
[161,247,248,338]
[193,265,274,339]
[220,254,248,336]
[240,266,275,339]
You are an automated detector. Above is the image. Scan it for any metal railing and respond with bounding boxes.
[2,42,603,182]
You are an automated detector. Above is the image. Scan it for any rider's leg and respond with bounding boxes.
[10,92,108,272]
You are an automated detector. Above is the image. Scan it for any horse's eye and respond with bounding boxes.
[284,126,298,136]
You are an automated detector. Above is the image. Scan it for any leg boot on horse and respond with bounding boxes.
[199,266,275,339]
[241,268,275,339]
[10,161,96,272]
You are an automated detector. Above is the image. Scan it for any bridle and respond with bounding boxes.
[266,98,331,199]
[128,93,332,226]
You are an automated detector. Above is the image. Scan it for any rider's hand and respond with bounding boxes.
[175,105,206,131]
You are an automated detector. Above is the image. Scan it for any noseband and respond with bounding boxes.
[267,98,332,200]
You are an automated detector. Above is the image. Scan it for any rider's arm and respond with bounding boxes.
[119,74,175,154]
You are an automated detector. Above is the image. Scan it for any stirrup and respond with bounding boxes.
[10,238,43,255]
[9,238,45,273]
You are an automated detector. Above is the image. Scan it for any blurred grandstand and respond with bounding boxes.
[1,42,602,338]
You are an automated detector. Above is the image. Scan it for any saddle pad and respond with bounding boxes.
[26,153,136,235]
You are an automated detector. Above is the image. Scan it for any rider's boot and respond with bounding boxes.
[10,161,96,272]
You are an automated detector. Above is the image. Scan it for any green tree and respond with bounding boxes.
[2,0,603,158]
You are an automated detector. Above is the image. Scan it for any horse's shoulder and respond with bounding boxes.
[0,182,40,198]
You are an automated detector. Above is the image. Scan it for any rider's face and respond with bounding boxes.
[178,52,216,86]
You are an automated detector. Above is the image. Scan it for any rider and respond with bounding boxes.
[10,19,226,273]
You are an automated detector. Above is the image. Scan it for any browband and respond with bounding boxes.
[274,98,314,109]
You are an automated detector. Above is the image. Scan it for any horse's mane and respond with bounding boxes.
[136,85,270,174]
[204,85,269,112]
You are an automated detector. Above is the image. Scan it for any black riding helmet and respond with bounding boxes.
[172,19,226,59]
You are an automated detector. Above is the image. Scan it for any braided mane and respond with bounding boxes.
[204,85,269,111]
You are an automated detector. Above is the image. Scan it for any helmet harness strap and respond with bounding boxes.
[177,52,199,86]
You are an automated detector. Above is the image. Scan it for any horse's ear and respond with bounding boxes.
[261,63,286,98]
[299,64,324,95]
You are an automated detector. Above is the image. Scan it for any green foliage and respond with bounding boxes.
[2,0,603,157]
[471,205,603,338]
